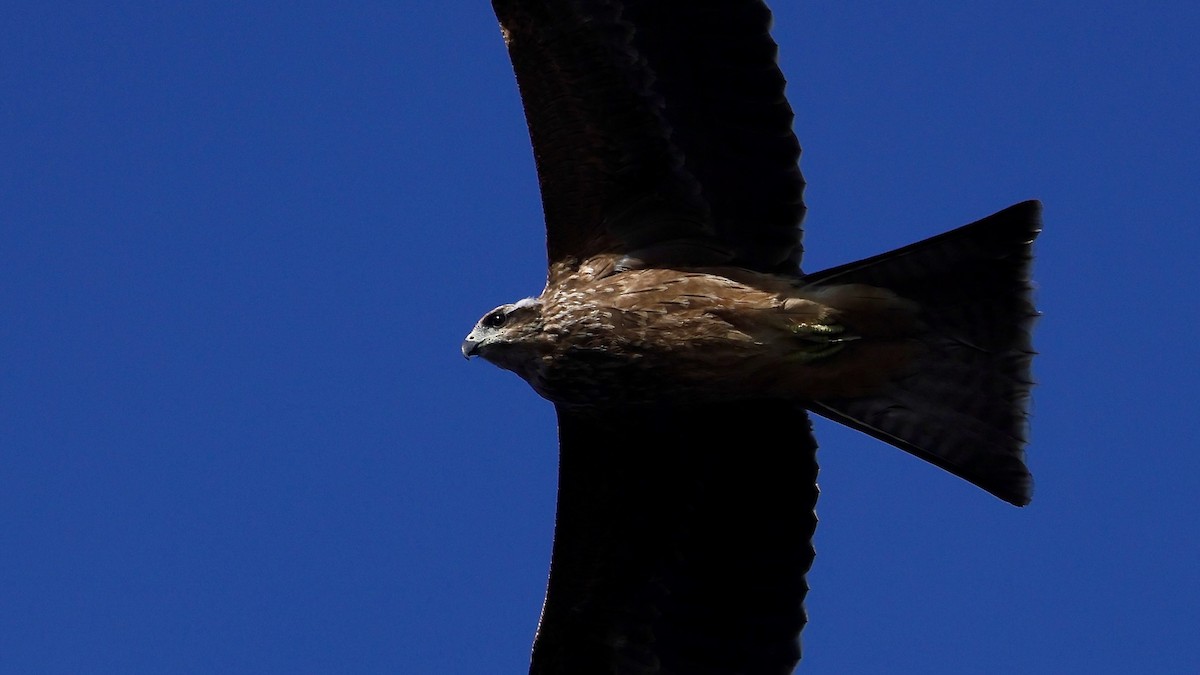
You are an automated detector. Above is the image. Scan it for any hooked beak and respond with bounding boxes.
[461,337,480,359]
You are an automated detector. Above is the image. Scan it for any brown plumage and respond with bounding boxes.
[463,265,923,405]
[464,1,1039,673]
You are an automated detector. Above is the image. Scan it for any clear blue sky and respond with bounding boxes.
[3,2,1198,673]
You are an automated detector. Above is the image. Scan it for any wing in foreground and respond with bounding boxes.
[532,402,818,675]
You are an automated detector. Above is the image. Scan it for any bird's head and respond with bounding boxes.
[462,297,545,369]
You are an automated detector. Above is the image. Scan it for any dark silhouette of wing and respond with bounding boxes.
[532,403,818,675]
[493,0,806,276]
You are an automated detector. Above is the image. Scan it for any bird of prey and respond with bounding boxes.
[463,1,1039,673]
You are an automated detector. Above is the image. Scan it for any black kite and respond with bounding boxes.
[462,2,1038,672]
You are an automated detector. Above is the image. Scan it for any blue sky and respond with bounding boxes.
[3,2,1198,673]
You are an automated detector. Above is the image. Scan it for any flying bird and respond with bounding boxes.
[464,1,1039,673]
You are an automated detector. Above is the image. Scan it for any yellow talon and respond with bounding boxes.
[786,322,852,362]
[790,321,843,337]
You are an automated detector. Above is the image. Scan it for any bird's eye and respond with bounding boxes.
[483,311,507,328]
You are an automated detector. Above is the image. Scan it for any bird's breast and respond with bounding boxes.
[525,299,766,406]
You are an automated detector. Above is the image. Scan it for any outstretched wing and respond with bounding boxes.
[534,403,818,675]
[493,0,806,277]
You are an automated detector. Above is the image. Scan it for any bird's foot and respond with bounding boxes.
[787,322,856,362]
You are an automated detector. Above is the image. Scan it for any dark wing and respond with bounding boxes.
[533,403,818,675]
[493,0,806,277]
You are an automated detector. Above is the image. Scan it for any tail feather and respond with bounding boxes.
[805,201,1040,506]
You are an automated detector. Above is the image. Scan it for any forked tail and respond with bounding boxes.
[805,201,1041,506]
